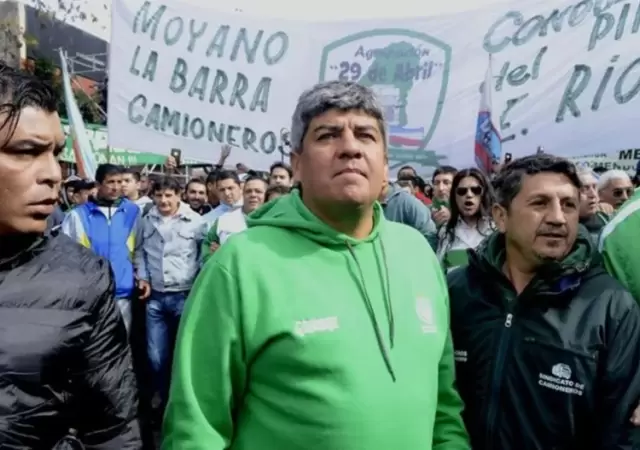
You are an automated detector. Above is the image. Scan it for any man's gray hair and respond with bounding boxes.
[290,80,387,152]
[577,165,596,180]
[597,169,630,191]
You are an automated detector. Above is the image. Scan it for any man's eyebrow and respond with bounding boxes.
[353,124,380,133]
[312,124,342,133]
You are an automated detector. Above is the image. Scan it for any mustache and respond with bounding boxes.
[536,228,568,237]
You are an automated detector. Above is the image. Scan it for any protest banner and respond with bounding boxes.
[109,0,640,176]
[571,148,640,174]
[59,121,203,166]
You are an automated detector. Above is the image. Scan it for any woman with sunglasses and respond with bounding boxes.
[437,168,494,271]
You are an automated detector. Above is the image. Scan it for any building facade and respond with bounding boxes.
[24,3,108,92]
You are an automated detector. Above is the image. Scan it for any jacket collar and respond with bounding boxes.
[149,202,194,221]
[0,233,45,269]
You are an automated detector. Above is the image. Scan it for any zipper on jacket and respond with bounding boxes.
[484,312,513,450]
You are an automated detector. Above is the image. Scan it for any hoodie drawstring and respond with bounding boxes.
[346,240,396,382]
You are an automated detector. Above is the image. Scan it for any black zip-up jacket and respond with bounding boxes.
[0,231,142,449]
[448,230,640,449]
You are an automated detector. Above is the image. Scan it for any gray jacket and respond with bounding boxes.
[135,202,208,293]
[381,184,438,250]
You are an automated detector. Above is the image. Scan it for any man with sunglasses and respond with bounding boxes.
[597,169,634,209]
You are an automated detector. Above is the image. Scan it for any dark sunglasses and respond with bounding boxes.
[613,188,634,198]
[456,186,483,196]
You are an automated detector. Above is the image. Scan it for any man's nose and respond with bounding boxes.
[546,201,567,224]
[338,132,363,158]
[37,153,62,188]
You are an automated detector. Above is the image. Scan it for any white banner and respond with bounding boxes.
[571,148,640,174]
[109,0,640,176]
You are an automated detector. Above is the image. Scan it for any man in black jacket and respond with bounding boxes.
[0,63,143,448]
[448,154,640,449]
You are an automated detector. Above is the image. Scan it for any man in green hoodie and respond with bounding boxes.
[162,80,469,449]
[599,187,640,302]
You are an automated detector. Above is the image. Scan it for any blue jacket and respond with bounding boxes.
[62,199,141,299]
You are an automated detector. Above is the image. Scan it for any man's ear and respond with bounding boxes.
[290,150,301,181]
[492,203,508,233]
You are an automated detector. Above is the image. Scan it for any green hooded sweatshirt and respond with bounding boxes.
[162,191,469,450]
[599,187,640,302]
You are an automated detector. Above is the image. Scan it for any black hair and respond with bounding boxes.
[122,167,141,181]
[493,153,581,209]
[0,62,59,146]
[413,175,426,192]
[266,184,291,201]
[186,177,206,191]
[215,170,240,185]
[444,168,494,246]
[432,165,457,183]
[397,165,416,177]
[269,161,293,178]
[152,176,182,194]
[205,171,218,185]
[95,164,123,184]
[244,175,268,186]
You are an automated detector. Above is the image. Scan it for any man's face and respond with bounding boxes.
[270,167,291,187]
[291,108,386,209]
[206,181,218,204]
[433,173,454,201]
[579,173,599,217]
[243,179,266,213]
[216,178,242,206]
[599,177,634,208]
[153,188,181,216]
[494,172,579,266]
[0,106,64,234]
[98,174,123,201]
[186,181,207,209]
[65,185,75,201]
[121,173,139,198]
[139,175,150,194]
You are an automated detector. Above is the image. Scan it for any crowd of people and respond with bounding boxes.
[2,61,640,449]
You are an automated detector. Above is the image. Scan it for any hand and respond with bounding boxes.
[165,155,177,171]
[597,202,614,215]
[631,401,640,426]
[209,242,220,253]
[432,206,451,227]
[218,144,232,164]
[137,280,151,300]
